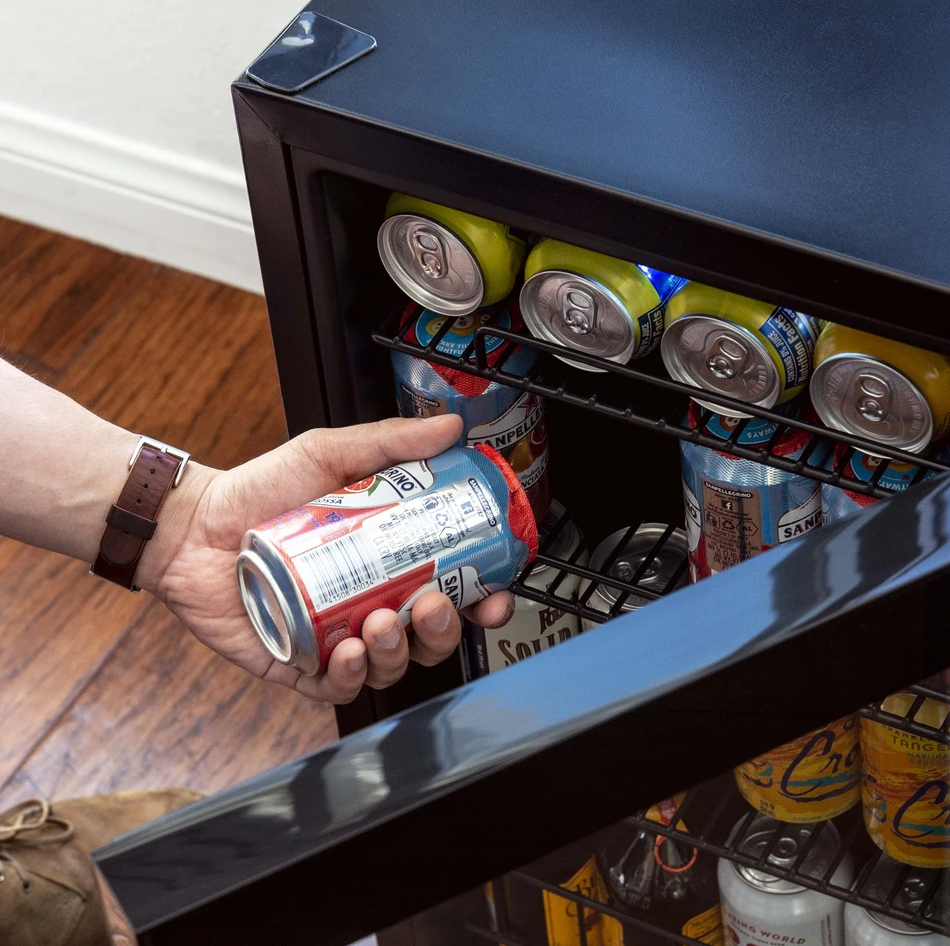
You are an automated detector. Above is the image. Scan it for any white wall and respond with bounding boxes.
[0,1,302,292]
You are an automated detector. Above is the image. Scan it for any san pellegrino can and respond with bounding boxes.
[844,853,950,946]
[718,815,853,946]
[580,525,688,631]
[520,238,685,371]
[821,443,950,524]
[378,193,526,316]
[461,500,585,679]
[662,282,824,416]
[735,716,862,822]
[680,408,828,581]
[236,445,537,675]
[811,324,950,455]
[861,683,950,868]
[390,299,551,518]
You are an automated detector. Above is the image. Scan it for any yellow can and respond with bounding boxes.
[811,323,950,454]
[519,239,681,372]
[734,715,861,822]
[378,193,526,316]
[662,282,824,417]
[861,690,950,868]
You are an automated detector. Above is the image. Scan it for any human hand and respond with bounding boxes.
[135,415,515,704]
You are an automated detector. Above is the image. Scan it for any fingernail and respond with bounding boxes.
[374,620,403,650]
[502,600,516,624]
[420,415,449,423]
[419,604,452,634]
[346,653,366,673]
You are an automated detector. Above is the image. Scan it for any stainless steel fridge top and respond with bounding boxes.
[242,0,950,297]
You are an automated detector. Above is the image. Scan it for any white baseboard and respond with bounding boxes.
[0,100,263,294]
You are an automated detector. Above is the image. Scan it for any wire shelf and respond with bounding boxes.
[372,306,950,502]
[472,771,949,945]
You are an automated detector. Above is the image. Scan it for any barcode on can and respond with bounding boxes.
[294,532,386,608]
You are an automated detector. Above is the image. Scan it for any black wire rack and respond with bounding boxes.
[372,306,950,502]
[511,511,688,627]
[469,764,950,946]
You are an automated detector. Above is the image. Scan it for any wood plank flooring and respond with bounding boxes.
[0,217,337,810]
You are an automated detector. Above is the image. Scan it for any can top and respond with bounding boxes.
[378,214,485,316]
[733,816,841,895]
[860,855,949,933]
[237,540,322,676]
[811,353,934,454]
[520,270,639,364]
[661,315,781,414]
[589,524,688,608]
[526,499,581,583]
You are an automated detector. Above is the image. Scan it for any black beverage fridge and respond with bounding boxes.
[95,3,950,944]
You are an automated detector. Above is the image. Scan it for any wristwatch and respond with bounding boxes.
[91,436,191,592]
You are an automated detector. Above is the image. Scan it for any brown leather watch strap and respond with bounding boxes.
[92,443,185,591]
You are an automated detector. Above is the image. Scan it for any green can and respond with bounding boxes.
[519,239,680,372]
[377,193,526,316]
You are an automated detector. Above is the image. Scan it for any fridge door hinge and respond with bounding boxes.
[246,11,376,94]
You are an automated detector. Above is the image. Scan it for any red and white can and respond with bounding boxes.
[236,445,537,675]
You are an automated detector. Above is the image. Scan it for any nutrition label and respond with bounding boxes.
[701,479,763,572]
[293,478,500,608]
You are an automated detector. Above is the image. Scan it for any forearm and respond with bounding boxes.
[0,359,204,594]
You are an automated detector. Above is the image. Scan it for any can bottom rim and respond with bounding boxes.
[237,548,298,667]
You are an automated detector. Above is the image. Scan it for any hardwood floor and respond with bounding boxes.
[0,217,338,810]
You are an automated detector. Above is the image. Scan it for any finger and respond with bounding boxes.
[408,591,462,667]
[362,608,411,689]
[290,637,368,704]
[464,590,515,629]
[307,414,463,488]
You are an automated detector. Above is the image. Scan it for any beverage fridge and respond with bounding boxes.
[95,2,950,944]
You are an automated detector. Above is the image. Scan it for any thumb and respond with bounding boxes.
[227,415,465,526]
[298,414,464,489]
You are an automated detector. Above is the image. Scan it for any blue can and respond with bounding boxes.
[391,299,551,518]
[821,442,950,524]
[680,406,830,581]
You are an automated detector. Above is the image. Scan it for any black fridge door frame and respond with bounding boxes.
[234,77,950,734]
[96,476,950,945]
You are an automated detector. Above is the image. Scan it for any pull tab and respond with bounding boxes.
[707,334,749,380]
[557,285,597,335]
[412,228,448,280]
[854,373,891,423]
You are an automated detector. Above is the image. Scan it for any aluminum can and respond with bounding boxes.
[236,445,538,676]
[680,407,828,581]
[462,500,586,679]
[520,238,685,371]
[821,443,949,524]
[662,282,824,417]
[580,524,688,631]
[844,854,949,946]
[377,193,526,316]
[811,324,950,455]
[735,715,861,822]
[861,685,950,868]
[391,299,551,518]
[718,815,853,946]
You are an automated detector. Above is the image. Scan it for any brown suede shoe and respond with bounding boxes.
[0,799,111,946]
[0,790,203,946]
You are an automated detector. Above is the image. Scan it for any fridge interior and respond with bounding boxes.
[285,169,950,945]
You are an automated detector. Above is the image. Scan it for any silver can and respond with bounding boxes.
[718,815,853,946]
[845,854,950,946]
[378,215,485,316]
[810,355,935,455]
[846,907,950,946]
[461,500,587,678]
[580,524,688,630]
